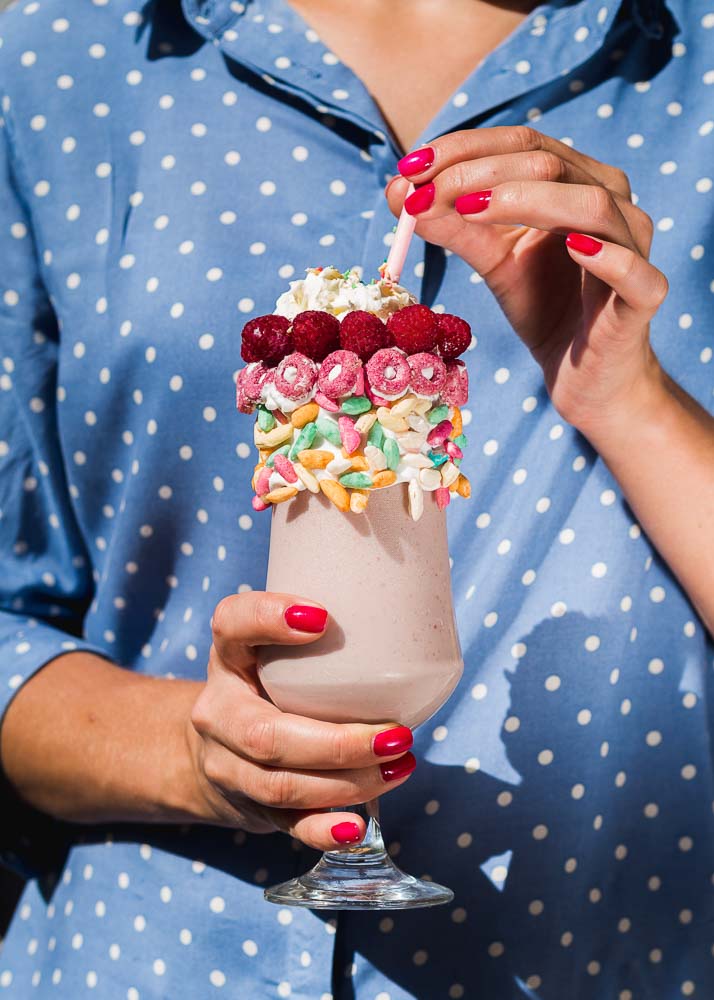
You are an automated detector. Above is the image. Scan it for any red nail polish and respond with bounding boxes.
[380,751,417,782]
[284,605,328,633]
[404,182,435,216]
[331,821,363,845]
[373,726,414,757]
[566,232,603,256]
[397,147,435,177]
[455,190,492,215]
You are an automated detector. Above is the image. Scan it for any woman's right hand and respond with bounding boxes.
[186,592,416,851]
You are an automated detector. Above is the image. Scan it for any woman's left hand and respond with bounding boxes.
[386,127,670,437]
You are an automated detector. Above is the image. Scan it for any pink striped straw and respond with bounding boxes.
[383,183,415,284]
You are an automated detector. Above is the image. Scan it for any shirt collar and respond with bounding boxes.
[180,0,670,154]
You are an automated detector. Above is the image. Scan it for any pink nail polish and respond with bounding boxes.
[397,147,435,177]
[380,752,417,782]
[284,605,328,633]
[331,821,363,844]
[566,232,603,256]
[373,726,413,757]
[404,182,435,216]
[455,190,492,215]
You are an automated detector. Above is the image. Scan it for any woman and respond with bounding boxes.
[0,0,712,996]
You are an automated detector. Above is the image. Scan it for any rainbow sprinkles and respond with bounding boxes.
[235,267,472,521]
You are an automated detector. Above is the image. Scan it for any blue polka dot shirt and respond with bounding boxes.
[0,0,713,997]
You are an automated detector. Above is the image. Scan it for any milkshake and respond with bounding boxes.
[234,266,473,908]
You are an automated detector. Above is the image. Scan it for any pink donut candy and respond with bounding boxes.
[317,350,363,400]
[236,362,273,414]
[274,352,318,402]
[408,352,447,395]
[365,348,411,397]
[441,360,469,406]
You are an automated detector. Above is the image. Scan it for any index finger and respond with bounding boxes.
[212,591,328,676]
[399,126,631,199]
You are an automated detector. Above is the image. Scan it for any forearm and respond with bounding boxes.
[0,652,204,825]
[579,368,714,635]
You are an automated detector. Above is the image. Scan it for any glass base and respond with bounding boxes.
[264,851,453,910]
[264,800,453,910]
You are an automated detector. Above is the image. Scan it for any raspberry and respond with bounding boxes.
[435,313,472,360]
[387,304,439,354]
[291,310,341,361]
[240,315,292,366]
[339,310,391,361]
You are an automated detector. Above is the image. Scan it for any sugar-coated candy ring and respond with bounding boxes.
[408,352,447,395]
[317,350,363,399]
[236,362,273,414]
[365,348,411,396]
[441,360,469,406]
[274,352,318,401]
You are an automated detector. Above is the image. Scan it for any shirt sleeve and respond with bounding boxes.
[0,89,110,874]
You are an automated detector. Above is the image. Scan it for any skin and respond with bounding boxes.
[3,1,712,853]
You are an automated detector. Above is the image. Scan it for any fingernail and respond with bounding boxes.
[397,146,435,177]
[284,605,328,633]
[566,232,603,256]
[380,751,417,782]
[404,182,435,216]
[331,821,363,845]
[455,190,492,215]
[373,726,414,757]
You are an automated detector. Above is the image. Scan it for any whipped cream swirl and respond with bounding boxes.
[274,266,416,322]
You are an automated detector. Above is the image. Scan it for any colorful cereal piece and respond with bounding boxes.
[252,495,270,512]
[291,402,320,428]
[453,432,468,449]
[257,406,276,432]
[455,473,471,498]
[428,404,450,425]
[407,413,430,434]
[274,352,318,401]
[441,360,469,406]
[273,454,298,484]
[266,443,291,467]
[297,449,334,469]
[354,367,365,397]
[367,421,386,450]
[317,349,362,399]
[293,461,320,494]
[255,465,273,496]
[350,491,370,514]
[364,444,387,472]
[376,407,409,433]
[315,390,340,412]
[408,352,447,395]
[435,487,451,510]
[383,438,400,471]
[408,479,424,521]
[251,463,264,490]
[338,415,361,455]
[428,450,449,467]
[413,398,432,415]
[396,430,424,452]
[445,439,464,461]
[264,486,299,504]
[354,410,378,435]
[372,469,397,489]
[339,472,373,489]
[365,347,411,396]
[418,467,442,491]
[341,395,372,415]
[315,416,342,447]
[365,385,391,407]
[289,421,317,459]
[390,394,418,418]
[449,406,463,437]
[441,461,460,488]
[426,420,454,448]
[346,453,370,472]
[255,420,294,448]
[236,362,272,414]
[319,478,350,512]
[326,455,353,477]
[402,453,433,469]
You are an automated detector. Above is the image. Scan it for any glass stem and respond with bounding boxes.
[325,799,389,863]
